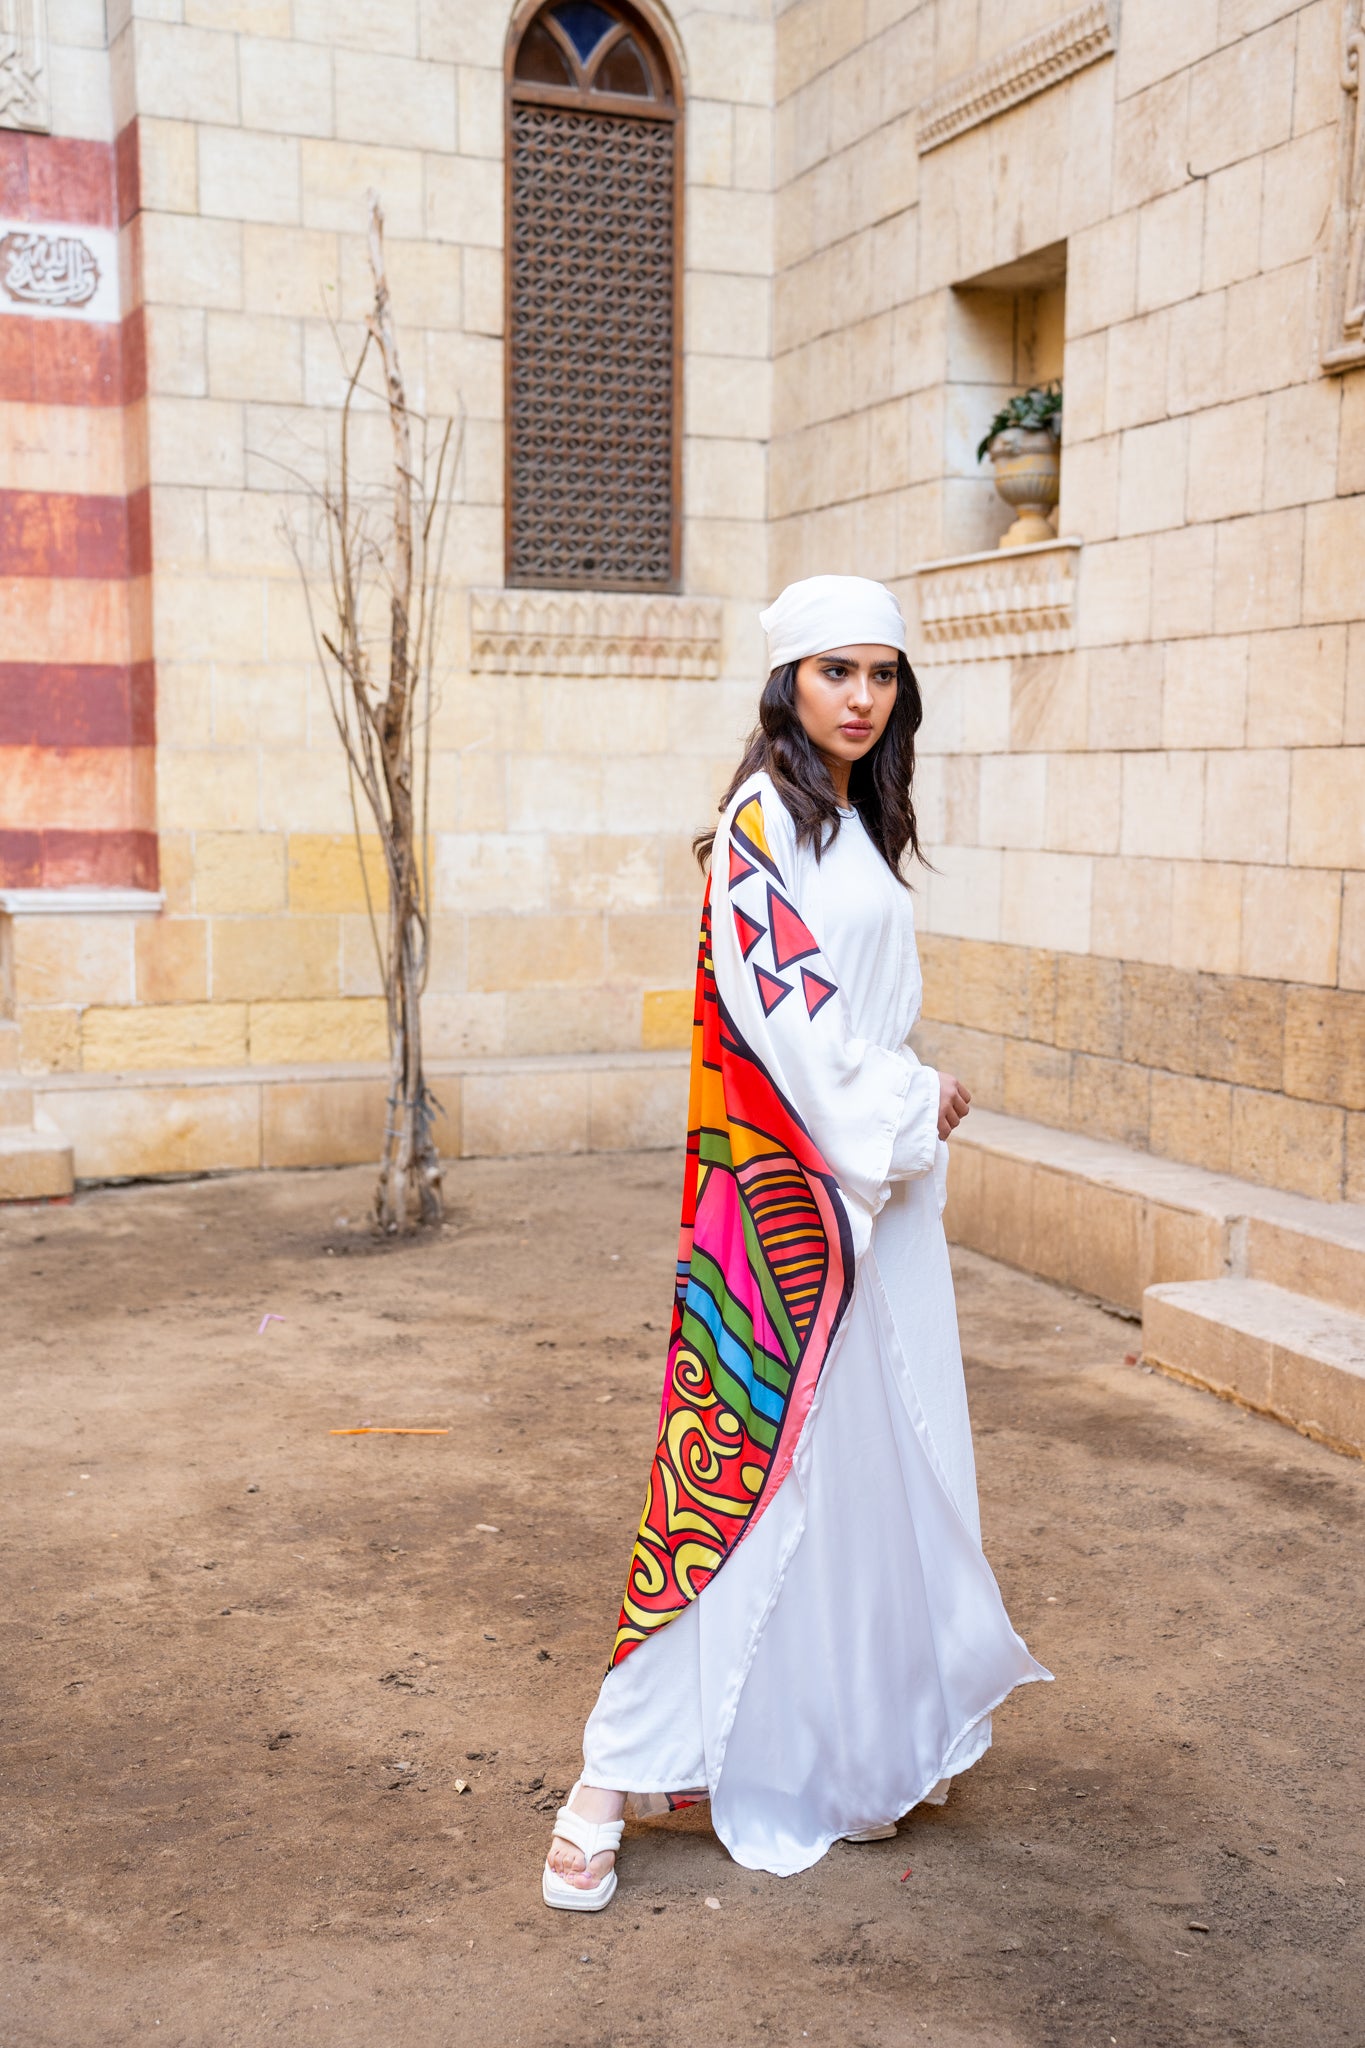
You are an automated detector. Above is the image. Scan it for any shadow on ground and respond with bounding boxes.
[1,1154,1361,2047]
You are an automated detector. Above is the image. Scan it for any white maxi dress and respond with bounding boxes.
[581,772,1050,1877]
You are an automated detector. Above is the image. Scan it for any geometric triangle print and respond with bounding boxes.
[753,965,791,1015]
[729,840,756,888]
[767,885,820,973]
[800,965,837,1019]
[733,905,764,959]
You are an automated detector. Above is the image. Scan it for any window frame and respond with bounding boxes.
[503,0,685,593]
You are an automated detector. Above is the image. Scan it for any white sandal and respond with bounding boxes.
[542,1781,625,1913]
[843,1778,952,1842]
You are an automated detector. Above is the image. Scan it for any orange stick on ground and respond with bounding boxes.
[329,1427,450,1436]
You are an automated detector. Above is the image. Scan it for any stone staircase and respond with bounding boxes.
[0,1024,74,1201]
[945,1109,1365,1460]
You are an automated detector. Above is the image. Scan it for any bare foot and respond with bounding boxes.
[545,1783,626,1891]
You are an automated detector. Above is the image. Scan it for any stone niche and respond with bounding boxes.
[944,242,1067,560]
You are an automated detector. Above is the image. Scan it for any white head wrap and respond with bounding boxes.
[759,574,907,674]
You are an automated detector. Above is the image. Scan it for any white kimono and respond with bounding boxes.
[582,772,1049,1876]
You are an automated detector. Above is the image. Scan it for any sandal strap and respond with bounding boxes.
[552,1803,624,1860]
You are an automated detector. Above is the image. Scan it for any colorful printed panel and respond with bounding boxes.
[611,856,854,1667]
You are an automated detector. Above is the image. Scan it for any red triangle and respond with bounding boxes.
[733,905,764,959]
[753,966,791,1016]
[729,841,756,887]
[767,887,820,972]
[801,966,837,1019]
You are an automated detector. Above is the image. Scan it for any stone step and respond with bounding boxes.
[0,1122,75,1201]
[944,1108,1365,1318]
[1142,1277,1365,1460]
[0,1079,34,1125]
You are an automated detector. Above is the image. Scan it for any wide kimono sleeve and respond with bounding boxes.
[713,779,940,1252]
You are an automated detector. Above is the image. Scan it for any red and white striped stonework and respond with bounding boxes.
[0,123,156,893]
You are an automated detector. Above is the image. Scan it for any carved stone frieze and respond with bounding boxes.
[0,0,49,134]
[912,539,1081,662]
[1323,0,1365,371]
[917,2,1113,154]
[469,588,723,678]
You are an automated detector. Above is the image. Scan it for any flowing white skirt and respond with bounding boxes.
[581,1167,1051,1877]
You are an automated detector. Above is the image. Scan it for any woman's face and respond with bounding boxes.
[793,643,899,779]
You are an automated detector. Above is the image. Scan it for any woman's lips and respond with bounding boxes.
[840,722,872,738]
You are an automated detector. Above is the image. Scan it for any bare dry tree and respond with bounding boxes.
[287,196,459,1234]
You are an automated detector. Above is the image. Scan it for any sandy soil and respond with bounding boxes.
[1,1152,1362,2048]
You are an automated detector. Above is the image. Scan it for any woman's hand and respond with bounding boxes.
[937,1072,971,1140]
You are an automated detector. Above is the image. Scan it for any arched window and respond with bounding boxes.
[505,0,681,591]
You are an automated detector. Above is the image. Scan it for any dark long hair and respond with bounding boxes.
[695,652,926,881]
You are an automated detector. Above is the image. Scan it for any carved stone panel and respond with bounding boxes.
[1323,0,1365,371]
[912,539,1080,662]
[917,2,1113,154]
[469,588,721,678]
[0,0,49,134]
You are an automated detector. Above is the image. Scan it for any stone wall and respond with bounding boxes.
[772,0,1365,1201]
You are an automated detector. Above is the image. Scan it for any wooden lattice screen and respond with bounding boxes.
[506,2,681,590]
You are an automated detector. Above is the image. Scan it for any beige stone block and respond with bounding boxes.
[146,398,246,491]
[241,225,341,321]
[1197,970,1285,1088]
[135,917,207,1005]
[1054,953,1123,1056]
[685,438,767,524]
[502,986,638,1058]
[1066,212,1138,339]
[423,153,502,250]
[1292,0,1344,134]
[1185,399,1266,523]
[642,989,692,1053]
[1121,960,1201,1074]
[467,915,603,993]
[1161,637,1247,750]
[1142,1282,1275,1405]
[916,933,960,1027]
[686,188,772,278]
[331,50,455,150]
[141,214,244,313]
[1136,183,1204,317]
[1283,987,1365,1110]
[1260,123,1338,274]
[1201,156,1262,292]
[157,748,258,832]
[588,1064,689,1151]
[1350,625,1365,744]
[1113,70,1189,212]
[150,662,210,750]
[459,1067,588,1159]
[999,852,1092,955]
[256,746,354,834]
[1231,1086,1345,1200]
[248,998,386,1064]
[1166,291,1227,418]
[601,757,718,838]
[184,1,290,29]
[1076,537,1152,648]
[686,272,770,361]
[605,914,697,986]
[13,917,133,1007]
[199,127,300,227]
[1044,751,1121,855]
[204,312,304,405]
[18,1007,81,1074]
[53,1082,261,1179]
[1117,417,1188,536]
[1265,382,1341,510]
[193,834,285,914]
[454,63,501,160]
[1288,749,1365,868]
[1057,433,1118,542]
[434,832,546,915]
[1085,643,1164,750]
[459,245,502,338]
[1303,496,1365,625]
[81,1001,247,1072]
[1169,861,1243,975]
[923,845,1003,945]
[150,489,207,574]
[1223,263,1313,401]
[1148,1069,1233,1171]
[1212,508,1304,635]
[1339,373,1365,496]
[287,834,389,915]
[299,139,425,238]
[1104,311,1169,432]
[143,307,207,399]
[239,34,334,137]
[1350,1111,1365,1202]
[1091,856,1174,964]
[1189,19,1295,176]
[953,940,1029,1040]
[136,117,198,215]
[1246,626,1346,747]
[213,916,339,1002]
[1002,1038,1071,1127]
[1151,523,1215,641]
[1239,865,1341,984]
[1069,1053,1151,1148]
[129,20,239,123]
[420,994,503,1059]
[1120,752,1205,861]
[1341,873,1365,992]
[684,355,774,444]
[260,1074,392,1168]
[977,755,1045,849]
[912,1020,1004,1112]
[338,913,386,998]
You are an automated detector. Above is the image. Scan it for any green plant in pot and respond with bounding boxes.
[978,381,1062,550]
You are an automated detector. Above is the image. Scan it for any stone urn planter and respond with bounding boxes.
[987,425,1060,548]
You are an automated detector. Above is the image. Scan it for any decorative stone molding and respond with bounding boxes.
[917,2,1114,154]
[912,538,1081,662]
[0,0,50,133]
[469,588,723,678]
[0,888,164,915]
[1322,0,1365,371]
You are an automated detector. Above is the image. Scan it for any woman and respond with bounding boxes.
[543,575,1049,1910]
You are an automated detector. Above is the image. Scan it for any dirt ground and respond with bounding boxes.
[1,1153,1362,2048]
